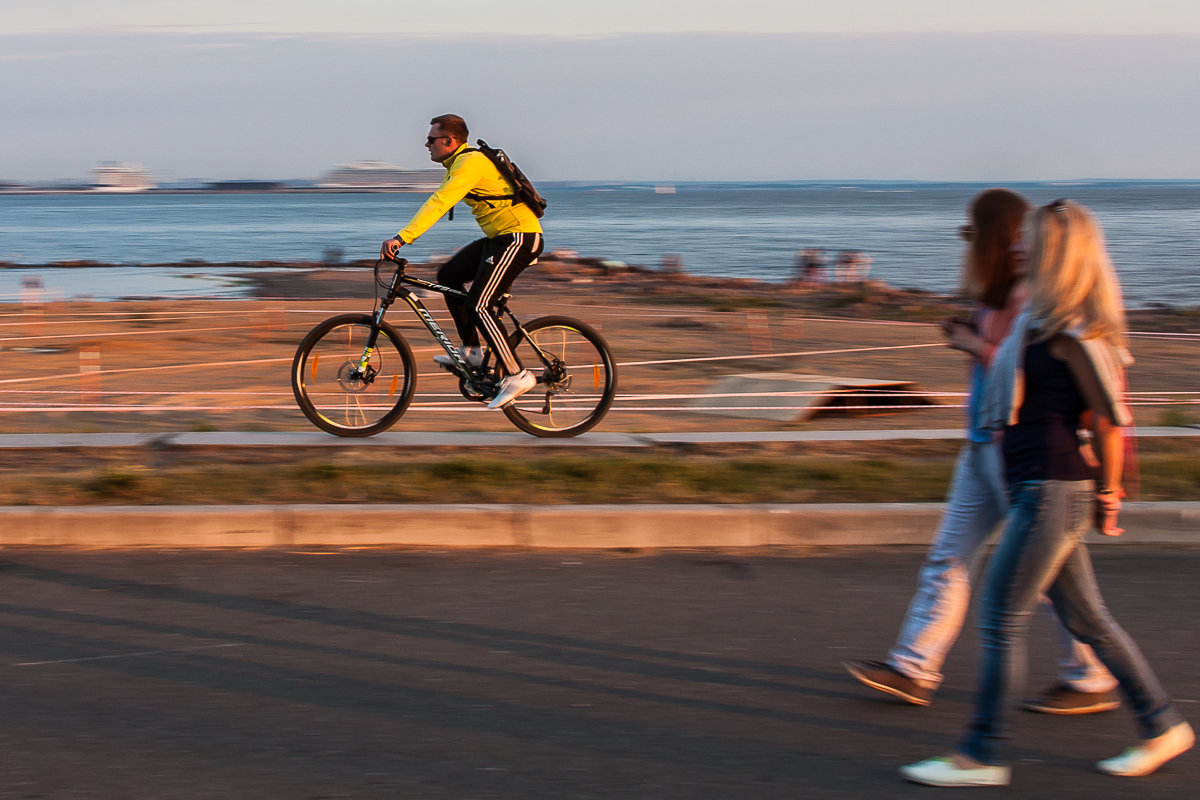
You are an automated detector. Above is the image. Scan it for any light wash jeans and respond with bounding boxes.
[887,441,1114,691]
[959,480,1185,765]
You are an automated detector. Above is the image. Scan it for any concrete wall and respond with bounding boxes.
[0,503,1195,548]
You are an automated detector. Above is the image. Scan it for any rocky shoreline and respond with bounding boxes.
[240,255,1200,331]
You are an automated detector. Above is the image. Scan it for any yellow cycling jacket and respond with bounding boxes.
[397,143,543,243]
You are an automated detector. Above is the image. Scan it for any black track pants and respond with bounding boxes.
[436,232,544,374]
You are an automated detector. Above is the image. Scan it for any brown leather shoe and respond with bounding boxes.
[843,659,933,706]
[1021,683,1121,715]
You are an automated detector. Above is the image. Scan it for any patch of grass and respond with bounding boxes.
[0,453,955,506]
[293,463,344,481]
[428,459,488,481]
[1157,408,1199,428]
[1137,451,1200,500]
[82,468,148,499]
[1,440,1191,507]
[828,287,872,308]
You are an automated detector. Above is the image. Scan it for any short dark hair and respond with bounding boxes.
[430,114,468,142]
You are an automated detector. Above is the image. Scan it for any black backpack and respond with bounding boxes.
[462,139,547,218]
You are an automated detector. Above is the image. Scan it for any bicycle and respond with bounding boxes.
[291,257,617,437]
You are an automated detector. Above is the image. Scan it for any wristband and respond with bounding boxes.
[1096,490,1121,514]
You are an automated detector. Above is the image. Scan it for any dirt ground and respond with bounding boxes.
[1,258,1197,437]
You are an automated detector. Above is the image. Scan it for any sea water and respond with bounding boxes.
[1,181,1198,306]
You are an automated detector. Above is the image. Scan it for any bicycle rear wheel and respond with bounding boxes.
[291,314,416,436]
[502,315,617,437]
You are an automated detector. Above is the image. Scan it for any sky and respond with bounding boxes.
[4,1,1200,181]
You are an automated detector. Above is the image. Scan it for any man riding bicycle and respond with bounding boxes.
[381,114,544,410]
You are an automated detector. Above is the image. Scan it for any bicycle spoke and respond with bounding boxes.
[344,393,367,427]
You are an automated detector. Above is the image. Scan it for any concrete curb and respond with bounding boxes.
[0,503,1195,549]
[0,427,1196,449]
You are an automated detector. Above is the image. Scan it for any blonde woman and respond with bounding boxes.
[902,200,1193,787]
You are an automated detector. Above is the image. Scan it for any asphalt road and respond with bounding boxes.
[0,546,1196,799]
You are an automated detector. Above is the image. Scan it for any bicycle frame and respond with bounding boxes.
[360,259,550,393]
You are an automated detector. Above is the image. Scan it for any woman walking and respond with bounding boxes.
[901,200,1193,787]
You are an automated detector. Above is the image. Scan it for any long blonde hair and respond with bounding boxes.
[1025,199,1128,350]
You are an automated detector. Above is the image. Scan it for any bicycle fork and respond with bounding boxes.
[348,268,406,388]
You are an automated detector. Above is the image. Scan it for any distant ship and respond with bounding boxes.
[318,160,442,191]
[90,162,155,192]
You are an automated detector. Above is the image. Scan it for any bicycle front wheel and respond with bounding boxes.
[502,315,617,437]
[291,314,417,436]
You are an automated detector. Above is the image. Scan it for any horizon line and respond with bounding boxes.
[5,177,1200,189]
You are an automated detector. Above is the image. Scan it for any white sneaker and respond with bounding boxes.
[1097,721,1194,777]
[486,369,537,410]
[900,755,1011,787]
[434,346,483,369]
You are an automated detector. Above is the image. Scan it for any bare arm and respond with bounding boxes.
[1050,335,1125,535]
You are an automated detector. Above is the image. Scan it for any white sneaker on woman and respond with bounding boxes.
[901,755,1011,787]
[1096,721,1194,777]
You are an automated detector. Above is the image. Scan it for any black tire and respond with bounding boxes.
[291,314,417,437]
[501,315,617,437]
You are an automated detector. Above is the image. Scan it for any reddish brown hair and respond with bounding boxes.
[962,188,1030,309]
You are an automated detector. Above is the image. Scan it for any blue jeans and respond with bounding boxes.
[958,479,1185,765]
[889,443,1112,691]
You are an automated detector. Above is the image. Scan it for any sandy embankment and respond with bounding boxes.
[1,255,1197,437]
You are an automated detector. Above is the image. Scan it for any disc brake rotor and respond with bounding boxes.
[336,360,373,393]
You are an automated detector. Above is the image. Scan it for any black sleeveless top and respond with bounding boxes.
[1002,338,1095,484]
